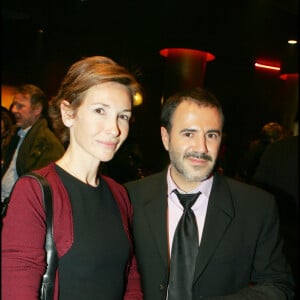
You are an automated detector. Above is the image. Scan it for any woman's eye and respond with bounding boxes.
[119,114,130,121]
[95,108,105,114]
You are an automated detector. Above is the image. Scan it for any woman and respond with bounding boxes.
[1,106,15,169]
[1,56,143,299]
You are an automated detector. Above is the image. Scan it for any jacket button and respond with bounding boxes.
[159,284,164,290]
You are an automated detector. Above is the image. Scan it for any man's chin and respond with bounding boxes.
[188,168,213,182]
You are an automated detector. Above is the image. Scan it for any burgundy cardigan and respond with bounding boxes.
[1,162,143,300]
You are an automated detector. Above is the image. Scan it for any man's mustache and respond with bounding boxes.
[184,152,213,162]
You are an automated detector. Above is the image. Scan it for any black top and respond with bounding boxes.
[56,165,130,300]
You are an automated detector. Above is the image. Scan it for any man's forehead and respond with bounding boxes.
[14,93,31,102]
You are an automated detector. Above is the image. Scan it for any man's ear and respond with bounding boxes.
[60,100,74,127]
[33,103,43,117]
[161,126,170,151]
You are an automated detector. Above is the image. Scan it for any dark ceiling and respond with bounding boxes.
[1,0,299,175]
[2,0,298,79]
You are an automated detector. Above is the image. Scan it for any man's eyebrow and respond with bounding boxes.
[179,128,222,135]
[207,129,222,135]
[180,128,198,133]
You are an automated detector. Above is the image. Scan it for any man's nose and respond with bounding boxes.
[195,135,208,153]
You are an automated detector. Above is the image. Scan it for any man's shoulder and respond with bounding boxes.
[224,175,271,195]
[219,175,275,209]
[125,170,166,188]
[28,118,64,149]
[124,170,168,201]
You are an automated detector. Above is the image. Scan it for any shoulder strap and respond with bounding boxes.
[26,172,58,300]
[1,196,10,219]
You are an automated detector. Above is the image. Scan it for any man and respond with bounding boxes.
[236,121,286,182]
[253,134,298,217]
[125,87,294,299]
[1,84,65,201]
[253,134,299,297]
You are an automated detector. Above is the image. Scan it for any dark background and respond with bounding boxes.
[2,0,298,177]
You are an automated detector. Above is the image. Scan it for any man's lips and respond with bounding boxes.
[188,157,209,165]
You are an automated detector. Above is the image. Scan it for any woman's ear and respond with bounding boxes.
[60,100,74,127]
[161,126,170,151]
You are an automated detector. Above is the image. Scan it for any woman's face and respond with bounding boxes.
[66,82,132,163]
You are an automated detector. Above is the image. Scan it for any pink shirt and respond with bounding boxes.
[166,166,212,255]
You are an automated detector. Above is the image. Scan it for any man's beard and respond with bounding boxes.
[169,149,215,182]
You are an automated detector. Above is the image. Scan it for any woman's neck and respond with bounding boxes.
[56,152,100,187]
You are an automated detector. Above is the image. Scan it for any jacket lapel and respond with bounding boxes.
[143,171,169,266]
[193,173,235,282]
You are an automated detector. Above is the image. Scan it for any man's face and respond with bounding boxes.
[161,100,222,191]
[11,93,41,129]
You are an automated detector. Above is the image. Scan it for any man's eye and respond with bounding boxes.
[184,132,193,138]
[14,104,22,109]
[207,133,218,139]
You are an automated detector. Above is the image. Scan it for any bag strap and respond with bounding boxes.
[1,196,10,219]
[26,172,58,300]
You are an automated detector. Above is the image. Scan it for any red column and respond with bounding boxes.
[279,42,298,132]
[160,48,215,100]
[280,73,299,132]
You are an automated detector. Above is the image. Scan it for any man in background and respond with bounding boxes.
[253,132,299,297]
[1,84,65,202]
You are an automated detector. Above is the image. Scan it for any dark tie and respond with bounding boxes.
[168,190,201,300]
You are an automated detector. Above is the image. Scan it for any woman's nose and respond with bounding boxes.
[105,119,120,137]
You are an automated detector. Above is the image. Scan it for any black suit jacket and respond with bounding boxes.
[125,170,294,299]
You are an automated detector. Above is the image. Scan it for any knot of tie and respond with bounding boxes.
[17,129,26,139]
[174,190,201,210]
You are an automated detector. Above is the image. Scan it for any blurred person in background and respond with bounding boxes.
[1,106,15,169]
[1,84,65,202]
[253,128,299,298]
[236,121,288,182]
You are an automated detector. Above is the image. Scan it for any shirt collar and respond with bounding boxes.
[18,126,31,139]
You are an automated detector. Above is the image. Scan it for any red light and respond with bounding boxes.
[254,62,281,71]
[280,73,299,80]
[160,48,215,62]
